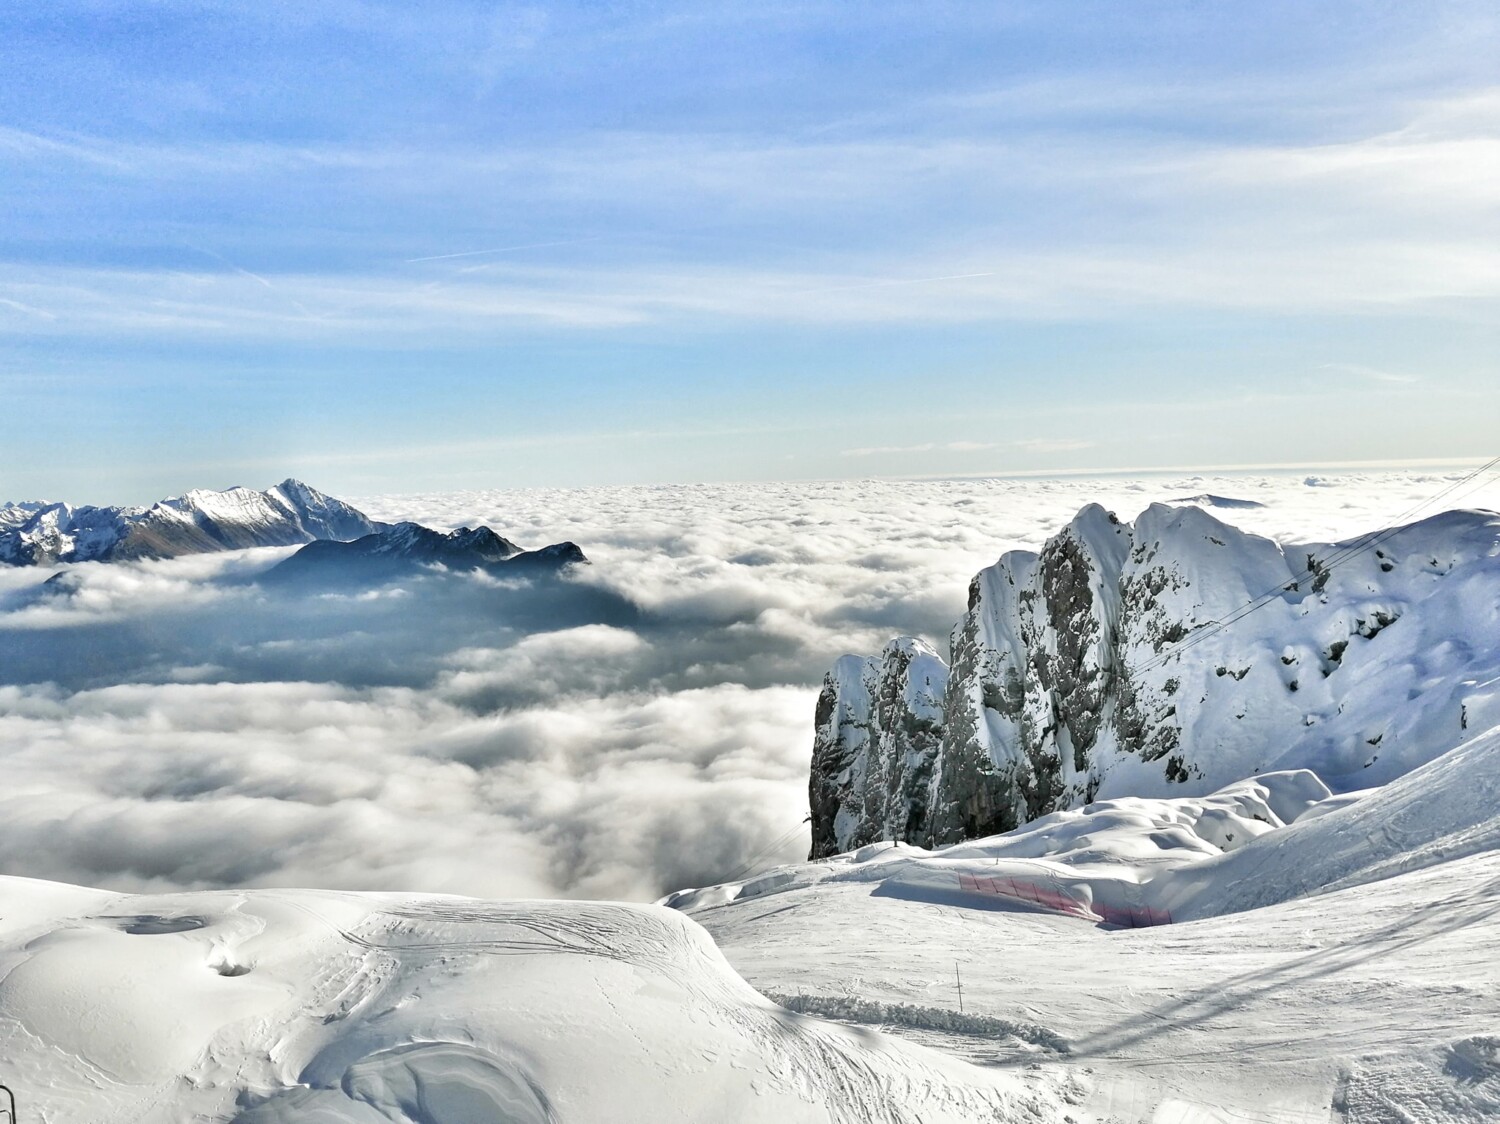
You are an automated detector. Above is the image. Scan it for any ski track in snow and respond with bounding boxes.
[0,883,1071,1123]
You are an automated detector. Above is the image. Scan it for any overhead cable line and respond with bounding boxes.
[720,818,810,885]
[1123,455,1500,678]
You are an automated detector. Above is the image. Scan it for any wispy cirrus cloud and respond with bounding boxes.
[841,441,998,458]
[1319,362,1420,385]
[4,223,1497,342]
[3,85,1498,341]
[3,5,1497,491]
[1012,438,1096,454]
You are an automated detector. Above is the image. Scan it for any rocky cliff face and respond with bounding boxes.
[808,638,947,860]
[809,502,1500,859]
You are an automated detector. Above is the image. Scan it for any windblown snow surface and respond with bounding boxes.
[0,881,1068,1123]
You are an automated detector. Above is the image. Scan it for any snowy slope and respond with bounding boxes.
[3,740,1496,1124]
[0,480,381,565]
[1164,715,1500,920]
[813,502,1500,856]
[695,850,1500,1123]
[678,722,1500,1122]
[0,881,1072,1124]
[0,501,50,530]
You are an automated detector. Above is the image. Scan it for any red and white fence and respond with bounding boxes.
[954,871,1172,927]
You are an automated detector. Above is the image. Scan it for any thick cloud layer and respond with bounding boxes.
[1,468,1496,900]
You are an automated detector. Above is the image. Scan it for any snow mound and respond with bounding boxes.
[671,767,1353,925]
[677,721,1500,928]
[1166,716,1500,919]
[0,883,1070,1123]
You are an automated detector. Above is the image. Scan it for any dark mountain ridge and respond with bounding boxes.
[261,522,588,589]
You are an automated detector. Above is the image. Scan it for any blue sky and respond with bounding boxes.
[3,1,1498,502]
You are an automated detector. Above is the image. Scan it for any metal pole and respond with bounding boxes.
[955,961,964,1014]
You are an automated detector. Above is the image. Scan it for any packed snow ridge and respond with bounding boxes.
[809,501,1500,858]
[0,479,382,565]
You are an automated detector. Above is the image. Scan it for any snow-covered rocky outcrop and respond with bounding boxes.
[0,479,381,565]
[689,718,1500,930]
[810,502,1500,858]
[808,638,947,859]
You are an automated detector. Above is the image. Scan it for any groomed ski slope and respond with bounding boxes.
[681,723,1500,1122]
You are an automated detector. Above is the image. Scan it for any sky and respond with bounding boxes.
[3,1,1498,503]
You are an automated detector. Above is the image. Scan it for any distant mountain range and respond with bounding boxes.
[3,480,588,591]
[0,479,382,565]
[261,522,587,588]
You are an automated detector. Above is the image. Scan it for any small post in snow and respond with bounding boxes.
[955,961,964,1014]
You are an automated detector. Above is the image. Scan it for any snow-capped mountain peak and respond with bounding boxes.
[0,480,384,565]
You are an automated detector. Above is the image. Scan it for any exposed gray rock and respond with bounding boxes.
[808,638,946,860]
[262,523,586,589]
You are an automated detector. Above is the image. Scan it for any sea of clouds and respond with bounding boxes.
[1,467,1496,901]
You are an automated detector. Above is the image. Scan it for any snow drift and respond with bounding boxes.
[0,882,1068,1123]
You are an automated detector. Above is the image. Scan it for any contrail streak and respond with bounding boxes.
[184,243,318,319]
